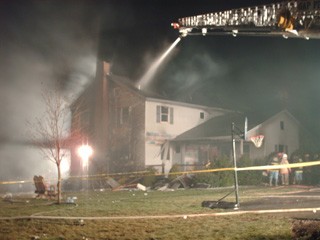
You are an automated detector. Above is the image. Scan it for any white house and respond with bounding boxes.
[70,61,301,176]
[144,98,233,173]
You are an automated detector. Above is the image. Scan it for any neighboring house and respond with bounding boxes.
[171,109,300,170]
[246,110,300,159]
[70,61,234,175]
[70,61,300,176]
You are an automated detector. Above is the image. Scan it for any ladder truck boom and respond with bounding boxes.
[172,0,320,39]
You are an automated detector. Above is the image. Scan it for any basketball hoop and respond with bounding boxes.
[250,135,264,148]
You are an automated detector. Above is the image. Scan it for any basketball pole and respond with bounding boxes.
[232,122,240,209]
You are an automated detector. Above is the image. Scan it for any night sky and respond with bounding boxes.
[97,0,320,137]
[0,0,319,180]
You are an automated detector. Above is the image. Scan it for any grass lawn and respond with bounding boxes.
[0,186,318,239]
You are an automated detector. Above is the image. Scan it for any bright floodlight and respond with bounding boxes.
[78,144,93,170]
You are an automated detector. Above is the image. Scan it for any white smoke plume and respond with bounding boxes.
[0,1,98,190]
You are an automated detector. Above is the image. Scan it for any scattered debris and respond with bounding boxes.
[74,219,85,226]
[3,192,13,202]
[112,177,143,191]
[2,192,30,204]
[168,174,195,190]
[157,184,171,191]
[66,196,77,204]
[137,183,147,191]
[153,178,170,190]
[106,178,120,189]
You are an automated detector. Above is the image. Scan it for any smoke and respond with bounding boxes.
[154,41,229,105]
[0,1,98,189]
[136,37,181,89]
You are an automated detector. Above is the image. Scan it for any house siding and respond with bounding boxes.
[145,100,216,173]
[248,111,299,159]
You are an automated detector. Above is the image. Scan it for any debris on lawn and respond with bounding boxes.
[169,174,194,189]
[106,178,120,189]
[112,177,143,191]
[74,219,85,226]
[137,183,147,191]
[93,173,210,192]
[3,192,13,202]
[2,192,30,204]
[66,196,77,204]
[152,174,210,191]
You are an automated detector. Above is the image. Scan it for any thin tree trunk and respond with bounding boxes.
[57,164,62,204]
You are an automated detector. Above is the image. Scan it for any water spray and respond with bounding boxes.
[136,37,181,90]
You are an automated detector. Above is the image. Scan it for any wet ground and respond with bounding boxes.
[240,185,320,219]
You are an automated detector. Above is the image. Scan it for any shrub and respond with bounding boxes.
[237,156,264,186]
[194,155,234,188]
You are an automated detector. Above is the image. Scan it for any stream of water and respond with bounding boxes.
[136,37,181,89]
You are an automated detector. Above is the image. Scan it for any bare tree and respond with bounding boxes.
[27,86,81,204]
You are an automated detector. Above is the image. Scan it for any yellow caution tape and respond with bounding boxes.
[1,161,319,185]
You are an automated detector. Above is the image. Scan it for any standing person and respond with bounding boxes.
[268,156,280,186]
[303,153,311,184]
[294,158,303,185]
[280,154,291,185]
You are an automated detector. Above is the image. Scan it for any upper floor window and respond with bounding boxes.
[280,121,284,130]
[119,107,129,125]
[156,105,173,124]
[116,106,130,127]
[275,144,288,154]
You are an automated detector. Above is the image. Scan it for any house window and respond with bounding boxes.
[275,144,288,154]
[280,121,284,130]
[175,145,181,154]
[200,112,205,119]
[118,107,129,126]
[156,105,173,124]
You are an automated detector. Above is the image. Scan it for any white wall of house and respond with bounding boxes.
[248,111,300,160]
[144,99,225,173]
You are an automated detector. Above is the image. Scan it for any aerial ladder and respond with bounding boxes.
[171,0,320,39]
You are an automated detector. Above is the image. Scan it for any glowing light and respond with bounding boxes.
[232,29,238,37]
[171,22,180,29]
[136,37,181,90]
[202,28,207,36]
[78,144,93,170]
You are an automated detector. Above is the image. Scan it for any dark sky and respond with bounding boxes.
[0,0,319,180]
[96,0,320,138]
[1,0,319,134]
